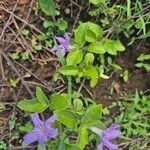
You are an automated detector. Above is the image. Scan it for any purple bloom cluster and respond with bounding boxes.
[51,33,70,56]
[23,113,58,148]
[91,124,121,150]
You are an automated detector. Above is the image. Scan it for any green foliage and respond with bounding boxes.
[76,126,89,149]
[22,29,29,36]
[17,87,49,112]
[11,52,20,60]
[0,141,7,150]
[54,109,78,129]
[57,18,68,31]
[38,0,56,16]
[50,93,69,110]
[115,90,150,137]
[0,103,5,112]
[81,104,102,126]
[9,79,18,88]
[66,50,83,65]
[135,53,150,71]
[74,22,103,47]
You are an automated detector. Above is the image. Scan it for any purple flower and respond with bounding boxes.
[23,113,58,148]
[91,124,121,150]
[51,33,70,56]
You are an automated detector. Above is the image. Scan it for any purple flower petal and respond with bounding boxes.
[38,134,48,148]
[106,124,120,131]
[97,143,103,150]
[30,113,44,128]
[46,127,58,139]
[45,115,57,125]
[23,113,57,147]
[103,130,121,139]
[102,138,118,150]
[55,36,66,45]
[23,127,41,146]
[50,33,70,57]
[64,33,70,42]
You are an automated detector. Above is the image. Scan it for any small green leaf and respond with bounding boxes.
[22,29,29,36]
[57,18,68,31]
[84,53,94,65]
[76,126,89,149]
[22,52,29,60]
[74,23,88,47]
[43,20,53,28]
[103,39,117,55]
[113,40,125,52]
[12,53,20,60]
[84,66,99,87]
[123,70,129,82]
[50,93,69,110]
[38,0,56,16]
[88,42,106,54]
[73,99,83,111]
[137,54,150,61]
[9,79,18,88]
[66,50,83,65]
[17,98,48,112]
[64,144,81,150]
[85,22,103,42]
[36,87,49,105]
[81,104,102,125]
[143,64,150,71]
[54,110,78,128]
[59,66,83,76]
[89,0,106,5]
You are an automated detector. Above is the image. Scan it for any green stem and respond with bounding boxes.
[53,36,72,102]
[67,76,72,103]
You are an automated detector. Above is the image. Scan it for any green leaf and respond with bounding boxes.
[103,39,117,55]
[85,22,103,42]
[84,53,94,65]
[59,66,83,76]
[88,42,106,54]
[17,98,48,112]
[12,53,20,60]
[73,99,83,111]
[137,54,150,61]
[50,93,69,110]
[22,52,29,60]
[65,144,81,150]
[76,126,89,149]
[74,23,88,47]
[89,0,106,5]
[143,64,150,71]
[123,70,129,82]
[43,20,53,28]
[81,104,102,125]
[36,87,49,105]
[54,110,78,128]
[84,66,99,87]
[103,39,125,55]
[38,0,56,16]
[113,40,125,52]
[57,18,68,31]
[9,79,18,88]
[66,50,83,65]
[22,29,29,36]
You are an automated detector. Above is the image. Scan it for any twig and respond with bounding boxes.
[0,50,34,97]
[0,5,43,34]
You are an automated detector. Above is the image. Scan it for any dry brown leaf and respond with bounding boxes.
[18,0,29,5]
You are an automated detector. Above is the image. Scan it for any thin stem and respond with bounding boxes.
[67,76,72,103]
